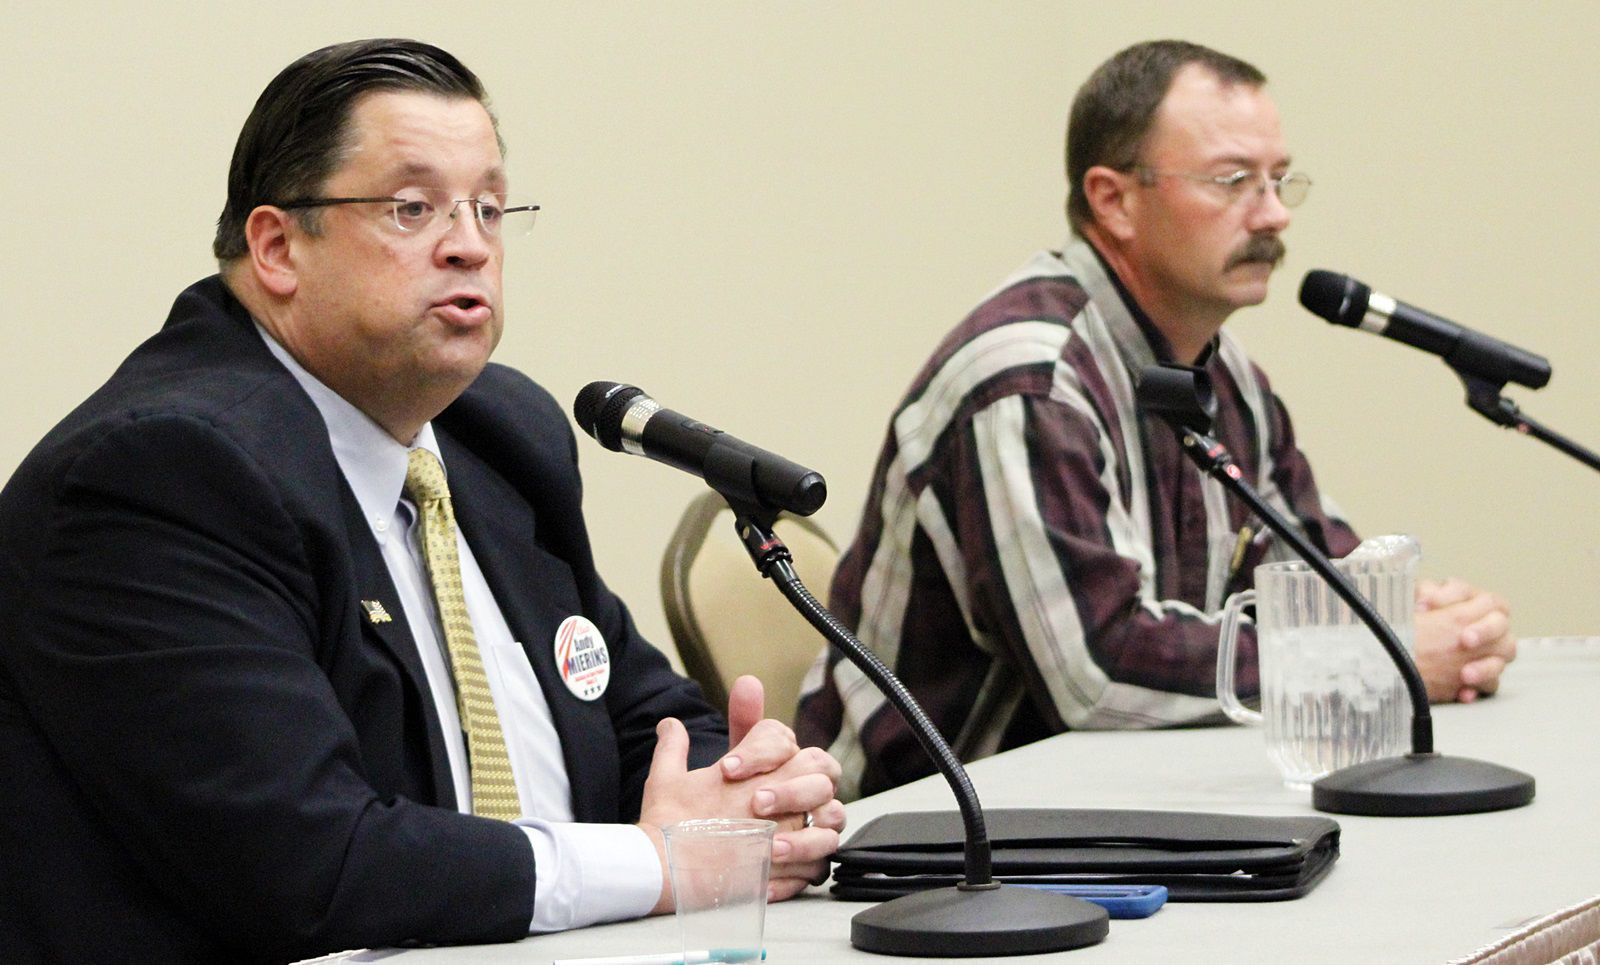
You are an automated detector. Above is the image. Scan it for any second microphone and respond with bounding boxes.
[572,381,827,517]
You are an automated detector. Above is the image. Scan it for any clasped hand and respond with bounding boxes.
[1415,577,1516,703]
[638,675,845,913]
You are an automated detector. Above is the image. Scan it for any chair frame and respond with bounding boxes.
[660,490,836,713]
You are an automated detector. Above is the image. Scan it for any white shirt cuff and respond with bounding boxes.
[517,820,663,932]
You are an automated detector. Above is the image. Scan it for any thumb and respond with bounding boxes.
[649,717,691,782]
[726,674,766,750]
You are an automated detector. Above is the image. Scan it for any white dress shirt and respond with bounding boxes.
[259,328,662,931]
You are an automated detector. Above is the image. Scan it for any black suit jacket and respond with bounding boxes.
[0,277,724,963]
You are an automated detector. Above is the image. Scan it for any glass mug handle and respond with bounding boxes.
[1216,589,1261,726]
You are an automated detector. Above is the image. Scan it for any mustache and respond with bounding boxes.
[1226,234,1286,269]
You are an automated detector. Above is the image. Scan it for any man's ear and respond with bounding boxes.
[1082,165,1138,242]
[244,206,299,297]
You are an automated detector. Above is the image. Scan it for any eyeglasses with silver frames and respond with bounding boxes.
[274,189,541,238]
[1132,167,1312,208]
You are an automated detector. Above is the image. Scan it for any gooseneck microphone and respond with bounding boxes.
[572,381,827,516]
[1138,363,1534,817]
[1298,269,1550,390]
[572,381,1108,956]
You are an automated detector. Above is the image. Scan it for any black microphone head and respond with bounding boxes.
[1299,270,1370,327]
[572,381,646,452]
[1137,364,1217,435]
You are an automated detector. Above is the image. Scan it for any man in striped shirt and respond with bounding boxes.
[795,40,1516,801]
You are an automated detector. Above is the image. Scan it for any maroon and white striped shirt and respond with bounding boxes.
[795,242,1358,800]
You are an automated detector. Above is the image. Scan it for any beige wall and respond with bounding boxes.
[4,2,1596,674]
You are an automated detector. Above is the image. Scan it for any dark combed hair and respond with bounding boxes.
[213,38,496,261]
[1065,40,1266,235]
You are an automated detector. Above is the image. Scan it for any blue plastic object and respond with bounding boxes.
[1017,884,1168,919]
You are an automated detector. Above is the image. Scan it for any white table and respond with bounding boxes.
[356,637,1600,964]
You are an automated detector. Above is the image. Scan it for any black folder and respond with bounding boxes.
[830,808,1340,902]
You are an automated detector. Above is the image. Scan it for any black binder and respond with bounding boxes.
[830,808,1340,902]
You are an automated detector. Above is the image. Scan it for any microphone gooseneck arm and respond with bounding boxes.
[1167,427,1434,754]
[730,506,994,889]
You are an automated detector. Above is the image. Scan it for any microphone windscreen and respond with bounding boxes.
[572,381,644,451]
[1137,364,1217,434]
[1299,270,1369,327]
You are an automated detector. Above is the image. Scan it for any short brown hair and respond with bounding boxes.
[213,39,497,261]
[1065,40,1266,235]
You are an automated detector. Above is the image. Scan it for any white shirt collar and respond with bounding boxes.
[255,323,443,538]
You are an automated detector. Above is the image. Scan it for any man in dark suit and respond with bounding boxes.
[0,39,843,963]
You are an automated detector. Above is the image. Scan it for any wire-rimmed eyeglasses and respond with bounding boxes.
[1132,167,1312,208]
[274,190,541,238]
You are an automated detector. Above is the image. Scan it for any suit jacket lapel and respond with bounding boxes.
[336,483,458,809]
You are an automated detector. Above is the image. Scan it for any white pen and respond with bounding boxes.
[552,949,766,965]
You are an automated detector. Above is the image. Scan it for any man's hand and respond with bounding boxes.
[637,676,844,913]
[1414,578,1516,703]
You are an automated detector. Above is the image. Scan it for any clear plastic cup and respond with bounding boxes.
[662,818,775,964]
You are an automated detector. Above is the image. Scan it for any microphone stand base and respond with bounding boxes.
[1312,753,1534,816]
[850,883,1109,957]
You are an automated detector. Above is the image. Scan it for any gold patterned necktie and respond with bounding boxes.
[404,448,522,821]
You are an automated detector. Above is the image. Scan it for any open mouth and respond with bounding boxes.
[450,295,483,310]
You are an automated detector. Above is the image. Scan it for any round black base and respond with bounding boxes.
[850,883,1109,957]
[1312,753,1535,816]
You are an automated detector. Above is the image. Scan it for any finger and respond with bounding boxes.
[725,674,765,751]
[1460,654,1508,693]
[752,772,838,819]
[1499,632,1517,665]
[1416,578,1472,610]
[1426,590,1499,636]
[1457,611,1511,654]
[1456,685,1479,704]
[722,718,799,780]
[763,744,841,785]
[772,825,842,866]
[755,774,844,819]
[808,798,848,833]
[771,830,842,899]
[769,871,824,903]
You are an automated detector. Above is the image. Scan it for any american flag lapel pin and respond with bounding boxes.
[361,599,394,624]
